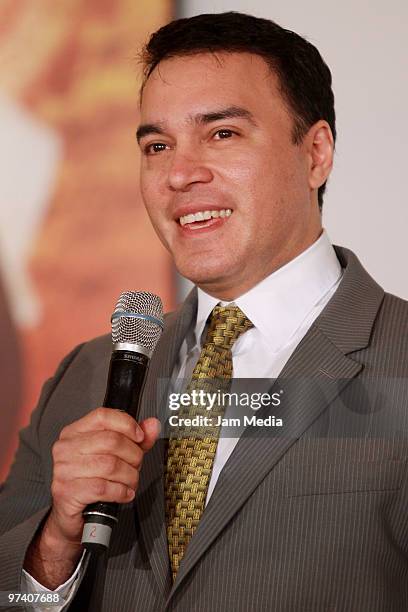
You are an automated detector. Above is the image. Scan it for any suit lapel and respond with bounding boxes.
[135,289,197,600]
[167,246,385,602]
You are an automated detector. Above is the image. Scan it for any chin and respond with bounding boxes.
[176,255,232,288]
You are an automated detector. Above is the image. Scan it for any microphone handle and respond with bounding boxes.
[81,349,149,553]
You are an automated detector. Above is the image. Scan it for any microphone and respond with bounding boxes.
[81,291,164,553]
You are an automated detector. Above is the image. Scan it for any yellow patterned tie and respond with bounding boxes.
[164,304,253,580]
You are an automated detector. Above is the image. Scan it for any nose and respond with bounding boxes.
[167,149,213,192]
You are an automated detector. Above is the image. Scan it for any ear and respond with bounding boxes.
[306,120,334,190]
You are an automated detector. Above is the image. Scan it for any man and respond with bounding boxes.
[1,12,407,612]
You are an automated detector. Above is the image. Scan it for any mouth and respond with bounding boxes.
[177,208,233,231]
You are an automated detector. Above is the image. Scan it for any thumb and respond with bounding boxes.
[138,417,161,451]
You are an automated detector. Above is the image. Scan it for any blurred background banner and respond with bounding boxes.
[0,0,174,480]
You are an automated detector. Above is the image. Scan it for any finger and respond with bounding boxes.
[52,477,136,507]
[53,431,144,469]
[60,407,144,444]
[54,454,139,491]
[138,417,161,452]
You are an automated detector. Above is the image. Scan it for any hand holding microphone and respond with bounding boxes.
[48,408,160,552]
[80,291,164,551]
[24,292,163,589]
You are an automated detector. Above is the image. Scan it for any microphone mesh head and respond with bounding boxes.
[111,291,164,352]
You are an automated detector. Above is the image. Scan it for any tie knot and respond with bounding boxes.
[206,304,253,349]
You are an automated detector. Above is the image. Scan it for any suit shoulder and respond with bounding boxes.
[51,333,112,379]
[75,333,112,358]
[375,291,408,331]
[363,291,408,375]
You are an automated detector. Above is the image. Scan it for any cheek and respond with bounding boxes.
[140,192,166,243]
[140,166,158,197]
[222,150,266,184]
[140,182,155,218]
[140,173,165,220]
[223,147,286,202]
[258,149,306,205]
[139,172,150,208]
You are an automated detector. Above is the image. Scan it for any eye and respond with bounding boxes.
[144,142,168,155]
[214,129,235,140]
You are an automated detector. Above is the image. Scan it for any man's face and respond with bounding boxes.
[138,52,322,299]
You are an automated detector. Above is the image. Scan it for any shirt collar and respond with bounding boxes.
[195,229,343,351]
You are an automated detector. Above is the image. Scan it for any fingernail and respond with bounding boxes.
[127,487,135,500]
[135,424,144,442]
[154,419,162,436]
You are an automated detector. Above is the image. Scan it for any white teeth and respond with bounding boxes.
[178,209,232,226]
[180,214,195,226]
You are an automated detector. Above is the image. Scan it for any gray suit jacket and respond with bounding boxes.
[1,245,408,611]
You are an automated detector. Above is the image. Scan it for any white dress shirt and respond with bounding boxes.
[22,228,343,609]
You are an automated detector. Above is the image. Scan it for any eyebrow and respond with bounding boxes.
[136,105,256,144]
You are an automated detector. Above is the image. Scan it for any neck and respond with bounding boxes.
[197,227,323,301]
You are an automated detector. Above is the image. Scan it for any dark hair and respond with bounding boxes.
[141,11,336,210]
